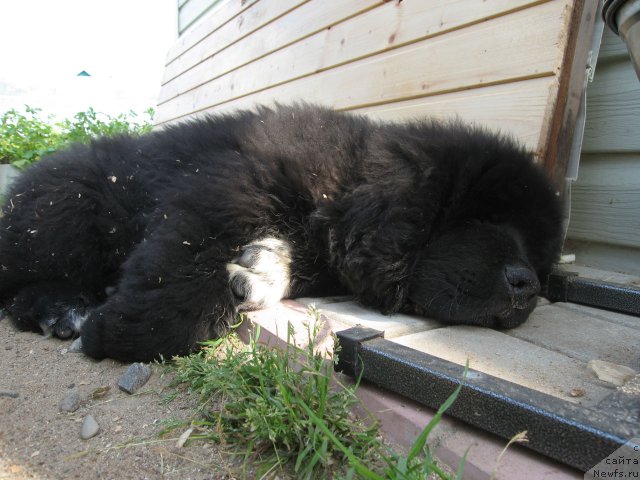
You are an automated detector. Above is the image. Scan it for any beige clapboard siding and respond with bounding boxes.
[163,0,307,85]
[159,0,382,104]
[568,154,640,248]
[156,0,571,125]
[582,58,640,153]
[179,0,225,35]
[354,77,556,152]
[168,0,259,64]
[158,0,540,107]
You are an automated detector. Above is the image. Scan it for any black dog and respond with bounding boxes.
[0,104,563,361]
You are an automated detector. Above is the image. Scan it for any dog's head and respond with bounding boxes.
[409,221,547,328]
[404,128,564,328]
[327,122,563,329]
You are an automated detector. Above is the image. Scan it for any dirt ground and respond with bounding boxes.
[0,317,241,480]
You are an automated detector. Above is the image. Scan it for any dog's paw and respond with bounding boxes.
[227,238,292,311]
[9,284,94,339]
[41,306,91,339]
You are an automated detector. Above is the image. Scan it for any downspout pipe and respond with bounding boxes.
[603,0,640,79]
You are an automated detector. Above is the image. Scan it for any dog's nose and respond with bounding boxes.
[504,265,540,309]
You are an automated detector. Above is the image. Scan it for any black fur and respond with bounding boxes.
[0,104,563,361]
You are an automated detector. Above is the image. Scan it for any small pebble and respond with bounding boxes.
[59,391,82,412]
[117,363,152,394]
[588,359,636,387]
[569,387,586,398]
[0,391,19,398]
[68,337,83,353]
[80,415,100,439]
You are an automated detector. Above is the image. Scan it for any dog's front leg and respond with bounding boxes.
[79,222,239,362]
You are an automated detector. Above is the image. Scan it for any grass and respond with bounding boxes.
[164,307,467,479]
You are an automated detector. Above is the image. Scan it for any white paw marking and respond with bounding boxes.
[69,309,89,331]
[38,307,89,337]
[39,317,58,337]
[227,237,292,311]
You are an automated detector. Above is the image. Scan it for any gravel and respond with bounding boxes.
[58,391,82,412]
[80,414,100,440]
[117,362,152,394]
[0,318,238,479]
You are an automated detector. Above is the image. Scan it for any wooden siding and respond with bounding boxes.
[582,53,640,153]
[565,28,640,274]
[568,154,640,248]
[178,0,226,36]
[157,0,591,176]
[355,77,555,151]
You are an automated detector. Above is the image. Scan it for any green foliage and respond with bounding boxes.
[0,105,154,169]
[166,308,466,479]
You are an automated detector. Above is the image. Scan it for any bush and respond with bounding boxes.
[0,105,154,169]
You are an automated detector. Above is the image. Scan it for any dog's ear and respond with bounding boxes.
[317,184,433,313]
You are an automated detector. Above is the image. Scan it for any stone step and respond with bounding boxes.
[298,299,441,338]
[391,326,614,404]
[507,304,640,369]
[555,301,640,330]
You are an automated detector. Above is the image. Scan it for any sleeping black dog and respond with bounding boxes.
[0,104,563,361]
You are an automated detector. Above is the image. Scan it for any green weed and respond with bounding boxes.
[166,308,466,479]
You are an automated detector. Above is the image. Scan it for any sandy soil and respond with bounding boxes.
[0,317,240,480]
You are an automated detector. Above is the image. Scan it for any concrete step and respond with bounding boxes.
[296,298,441,338]
[391,325,614,404]
[244,299,586,479]
[507,304,640,369]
